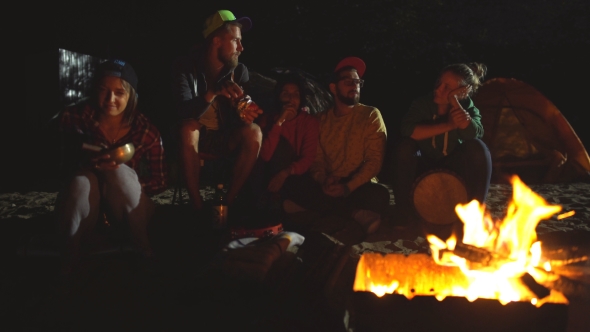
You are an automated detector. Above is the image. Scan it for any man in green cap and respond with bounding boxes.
[172,9,263,213]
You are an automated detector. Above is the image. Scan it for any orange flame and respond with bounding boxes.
[430,175,564,305]
[354,175,569,306]
[457,176,561,263]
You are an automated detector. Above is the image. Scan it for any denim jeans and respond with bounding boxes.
[392,137,492,209]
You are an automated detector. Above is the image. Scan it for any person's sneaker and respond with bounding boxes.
[352,210,382,234]
[282,200,307,214]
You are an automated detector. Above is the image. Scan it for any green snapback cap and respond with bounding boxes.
[203,10,252,38]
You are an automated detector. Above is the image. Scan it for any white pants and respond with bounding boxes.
[57,164,155,264]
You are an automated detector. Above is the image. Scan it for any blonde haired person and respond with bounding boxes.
[56,59,167,278]
[392,62,492,224]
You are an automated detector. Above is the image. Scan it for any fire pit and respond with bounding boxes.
[348,291,568,331]
[348,175,587,331]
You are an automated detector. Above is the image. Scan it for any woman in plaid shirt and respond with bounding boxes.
[56,59,167,277]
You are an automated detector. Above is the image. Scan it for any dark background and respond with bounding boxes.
[14,0,590,193]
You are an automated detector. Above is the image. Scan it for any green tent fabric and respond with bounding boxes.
[473,78,590,184]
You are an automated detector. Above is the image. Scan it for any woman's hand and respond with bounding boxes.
[447,85,471,109]
[448,85,472,107]
[276,106,297,126]
[91,152,119,171]
[448,108,472,130]
[446,85,472,130]
[267,168,290,193]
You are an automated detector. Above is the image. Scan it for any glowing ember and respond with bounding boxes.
[354,175,569,306]
[557,210,575,220]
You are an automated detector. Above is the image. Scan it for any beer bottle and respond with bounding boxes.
[212,183,228,229]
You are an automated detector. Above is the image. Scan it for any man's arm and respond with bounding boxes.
[233,65,263,124]
[346,109,387,192]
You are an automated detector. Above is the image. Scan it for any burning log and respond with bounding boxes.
[353,252,569,305]
[441,241,587,273]
[530,267,590,302]
[354,253,471,299]
[451,242,494,264]
[520,272,551,299]
[438,241,586,302]
[439,241,511,270]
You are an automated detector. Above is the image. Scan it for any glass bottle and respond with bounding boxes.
[236,95,252,120]
[212,183,228,229]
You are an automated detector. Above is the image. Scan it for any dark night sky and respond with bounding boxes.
[14,0,590,192]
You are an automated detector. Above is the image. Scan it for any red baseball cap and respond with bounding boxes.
[334,57,366,78]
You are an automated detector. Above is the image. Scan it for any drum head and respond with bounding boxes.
[412,171,468,225]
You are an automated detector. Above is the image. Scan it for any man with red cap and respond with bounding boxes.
[171,9,263,214]
[282,57,389,235]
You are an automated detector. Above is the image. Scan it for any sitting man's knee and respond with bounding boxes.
[247,123,262,141]
[239,123,263,145]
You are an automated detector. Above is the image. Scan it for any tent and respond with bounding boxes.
[473,77,590,184]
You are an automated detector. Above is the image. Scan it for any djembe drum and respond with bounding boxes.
[411,169,469,225]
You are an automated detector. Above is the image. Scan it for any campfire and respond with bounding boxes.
[354,175,577,307]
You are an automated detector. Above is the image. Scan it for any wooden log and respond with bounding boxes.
[532,267,590,302]
[450,242,495,266]
[353,253,569,304]
[353,253,470,298]
[520,272,551,299]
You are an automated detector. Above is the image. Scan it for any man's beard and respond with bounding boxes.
[337,90,360,106]
[218,50,239,70]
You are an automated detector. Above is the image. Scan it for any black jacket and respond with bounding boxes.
[171,51,250,130]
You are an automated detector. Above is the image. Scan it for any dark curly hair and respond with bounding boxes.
[274,71,310,112]
[271,68,331,115]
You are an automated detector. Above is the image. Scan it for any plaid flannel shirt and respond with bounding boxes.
[60,101,168,196]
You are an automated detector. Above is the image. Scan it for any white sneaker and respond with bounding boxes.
[353,209,382,234]
[282,199,308,213]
